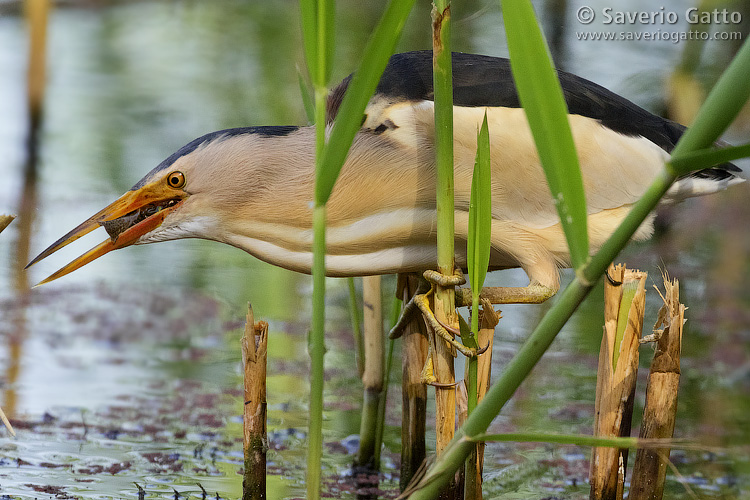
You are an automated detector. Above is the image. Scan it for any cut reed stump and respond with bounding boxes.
[460,299,500,500]
[242,304,268,500]
[630,276,684,500]
[356,276,385,469]
[590,264,647,500]
[397,274,428,491]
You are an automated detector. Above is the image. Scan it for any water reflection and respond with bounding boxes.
[0,0,748,499]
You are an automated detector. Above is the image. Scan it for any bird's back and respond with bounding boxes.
[327,51,741,184]
[322,51,743,286]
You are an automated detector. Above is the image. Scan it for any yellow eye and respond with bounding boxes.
[167,171,186,189]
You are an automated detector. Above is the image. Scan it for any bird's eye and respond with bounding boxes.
[167,171,186,189]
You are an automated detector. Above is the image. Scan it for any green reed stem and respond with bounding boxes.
[348,278,365,377]
[433,1,454,276]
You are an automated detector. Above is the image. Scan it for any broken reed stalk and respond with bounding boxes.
[0,215,15,234]
[0,213,15,437]
[0,406,14,437]
[463,299,500,500]
[356,276,385,469]
[398,274,429,491]
[630,275,684,500]
[590,264,647,500]
[430,5,461,497]
[1,215,18,437]
[242,304,268,500]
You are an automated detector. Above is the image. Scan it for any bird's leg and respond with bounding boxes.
[454,283,556,307]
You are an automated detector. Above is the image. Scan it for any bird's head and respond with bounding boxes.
[27,126,306,286]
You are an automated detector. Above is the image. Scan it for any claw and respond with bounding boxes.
[434,315,461,337]
[419,343,463,387]
[476,342,491,356]
[414,293,476,358]
[427,380,462,388]
[606,269,623,287]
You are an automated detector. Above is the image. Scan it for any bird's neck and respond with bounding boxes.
[214,126,437,274]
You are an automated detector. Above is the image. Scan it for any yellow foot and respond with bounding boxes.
[413,293,476,358]
[388,268,465,340]
[412,269,478,358]
[419,345,461,387]
[422,268,466,288]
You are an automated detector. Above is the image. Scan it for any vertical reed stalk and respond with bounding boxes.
[17,0,49,291]
[464,300,499,500]
[26,0,48,126]
[374,297,400,467]
[242,305,268,500]
[302,0,333,493]
[431,0,457,452]
[431,3,461,496]
[301,0,415,495]
[630,276,684,500]
[464,114,492,500]
[348,278,365,377]
[356,276,385,469]
[308,202,327,499]
[590,265,647,500]
[398,275,429,491]
[6,0,50,439]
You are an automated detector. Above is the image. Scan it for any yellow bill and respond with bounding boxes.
[27,180,186,286]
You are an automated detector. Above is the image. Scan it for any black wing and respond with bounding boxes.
[327,51,740,179]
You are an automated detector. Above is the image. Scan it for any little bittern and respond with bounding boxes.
[28,51,743,296]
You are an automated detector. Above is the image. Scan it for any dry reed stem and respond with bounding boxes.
[2,212,19,436]
[431,285,460,498]
[590,264,647,500]
[398,274,429,491]
[432,283,457,456]
[462,299,501,500]
[475,300,500,475]
[242,304,268,500]
[476,300,500,405]
[0,406,14,437]
[457,382,468,427]
[362,276,384,390]
[630,274,684,500]
[357,276,385,468]
[0,215,15,234]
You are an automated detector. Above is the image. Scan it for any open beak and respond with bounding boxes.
[26,183,186,286]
